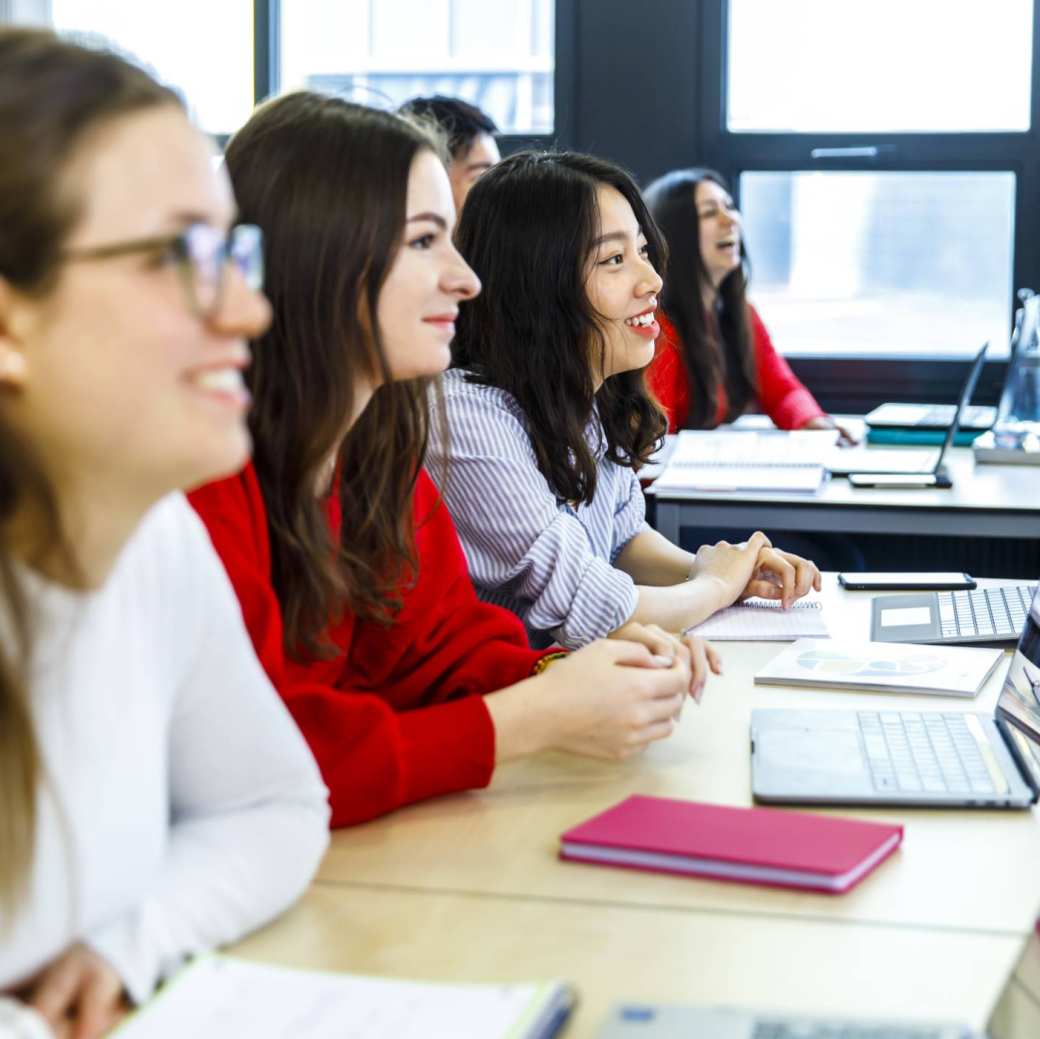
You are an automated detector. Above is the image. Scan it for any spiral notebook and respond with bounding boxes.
[684,597,828,641]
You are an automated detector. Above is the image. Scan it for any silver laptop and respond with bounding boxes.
[597,1004,978,1038]
[750,583,1040,808]
[827,342,989,479]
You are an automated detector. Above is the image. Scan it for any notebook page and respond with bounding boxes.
[686,596,828,641]
[115,956,559,1039]
[652,464,825,493]
[668,429,839,467]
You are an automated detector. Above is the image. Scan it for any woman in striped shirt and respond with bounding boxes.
[427,151,821,649]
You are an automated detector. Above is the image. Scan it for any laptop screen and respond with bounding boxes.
[996,583,1040,744]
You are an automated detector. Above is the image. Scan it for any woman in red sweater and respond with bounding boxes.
[189,94,709,828]
[643,168,856,442]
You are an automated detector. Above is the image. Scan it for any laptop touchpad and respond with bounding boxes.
[756,728,866,776]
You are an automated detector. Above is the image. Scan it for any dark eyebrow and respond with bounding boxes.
[406,212,448,230]
[592,230,629,248]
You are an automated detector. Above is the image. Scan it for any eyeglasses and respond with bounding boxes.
[62,223,264,320]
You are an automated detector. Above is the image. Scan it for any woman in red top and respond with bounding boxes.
[189,94,709,828]
[643,168,856,442]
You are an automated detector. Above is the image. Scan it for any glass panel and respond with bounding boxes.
[50,0,254,137]
[281,0,554,134]
[740,171,1015,356]
[728,0,1033,132]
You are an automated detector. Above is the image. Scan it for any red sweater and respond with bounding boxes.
[647,305,825,433]
[189,464,547,827]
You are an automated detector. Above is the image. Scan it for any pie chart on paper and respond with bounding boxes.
[755,637,1004,697]
[795,648,946,678]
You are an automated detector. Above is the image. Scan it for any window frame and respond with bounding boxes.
[252,0,573,156]
[689,0,1040,407]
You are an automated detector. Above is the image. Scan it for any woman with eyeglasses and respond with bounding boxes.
[189,93,701,831]
[642,168,857,443]
[0,29,328,1038]
[424,151,821,650]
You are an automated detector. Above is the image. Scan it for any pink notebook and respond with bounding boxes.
[559,795,902,894]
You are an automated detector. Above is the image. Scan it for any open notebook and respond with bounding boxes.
[651,430,837,494]
[114,956,575,1039]
[684,597,828,641]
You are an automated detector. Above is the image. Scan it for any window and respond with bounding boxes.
[50,0,254,137]
[741,171,1016,356]
[280,0,554,134]
[728,0,1033,133]
[700,0,1040,360]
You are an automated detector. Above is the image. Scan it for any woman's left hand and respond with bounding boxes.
[25,943,126,1039]
[679,633,723,704]
[801,414,860,446]
[740,546,821,609]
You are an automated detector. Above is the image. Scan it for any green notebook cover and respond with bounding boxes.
[866,428,982,447]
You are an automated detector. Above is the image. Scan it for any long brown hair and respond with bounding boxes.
[224,94,439,658]
[643,167,757,428]
[453,151,668,505]
[0,28,180,913]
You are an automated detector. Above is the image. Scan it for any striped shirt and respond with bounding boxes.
[426,369,647,649]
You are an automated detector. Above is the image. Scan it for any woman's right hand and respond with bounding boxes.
[21,943,125,1039]
[688,531,773,608]
[535,638,690,760]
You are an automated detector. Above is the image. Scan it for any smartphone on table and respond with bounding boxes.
[837,572,976,591]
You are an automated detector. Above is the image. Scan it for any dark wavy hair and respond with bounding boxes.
[0,27,178,914]
[225,94,439,658]
[452,151,667,504]
[643,167,756,428]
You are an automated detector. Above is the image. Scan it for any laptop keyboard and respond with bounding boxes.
[858,711,997,795]
[937,585,1034,640]
[752,1021,950,1039]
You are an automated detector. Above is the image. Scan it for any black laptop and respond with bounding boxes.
[828,342,989,484]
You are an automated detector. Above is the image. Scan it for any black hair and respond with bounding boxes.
[398,95,498,160]
[643,167,756,428]
[453,150,667,505]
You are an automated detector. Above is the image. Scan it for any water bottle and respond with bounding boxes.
[994,290,1040,445]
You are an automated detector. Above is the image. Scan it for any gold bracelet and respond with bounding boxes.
[531,651,569,675]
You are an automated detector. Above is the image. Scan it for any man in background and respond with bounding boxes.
[399,95,500,219]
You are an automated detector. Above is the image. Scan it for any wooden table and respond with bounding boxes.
[231,575,1040,1036]
[232,885,1027,1037]
[316,576,1040,938]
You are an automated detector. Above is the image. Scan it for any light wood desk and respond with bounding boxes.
[991,926,1040,1036]
[648,442,1040,544]
[317,576,1040,938]
[231,885,1024,1037]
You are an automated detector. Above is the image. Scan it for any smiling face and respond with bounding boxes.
[695,177,742,292]
[0,104,271,508]
[376,148,481,382]
[584,183,664,384]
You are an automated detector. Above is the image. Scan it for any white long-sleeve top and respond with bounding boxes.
[0,494,329,1004]
[427,369,647,649]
